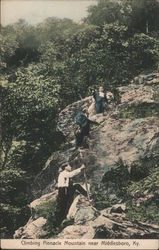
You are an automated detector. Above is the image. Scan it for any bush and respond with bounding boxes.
[91,159,130,210]
[126,166,159,225]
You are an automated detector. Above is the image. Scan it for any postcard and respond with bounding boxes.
[1,0,159,249]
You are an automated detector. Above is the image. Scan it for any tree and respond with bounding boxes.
[86,0,122,26]
[86,0,159,36]
[123,0,159,35]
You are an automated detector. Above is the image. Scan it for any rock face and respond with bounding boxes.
[14,191,57,239]
[14,73,159,239]
[14,217,47,239]
[57,96,93,137]
[57,195,159,239]
[133,72,159,85]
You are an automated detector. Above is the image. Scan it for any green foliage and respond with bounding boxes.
[126,200,159,225]
[86,0,124,26]
[0,34,18,69]
[11,63,60,112]
[91,183,112,210]
[91,160,130,210]
[91,158,159,225]
[0,167,30,237]
[126,167,159,224]
[36,17,83,43]
[86,0,159,35]
[129,33,159,74]
[0,167,29,205]
[129,156,159,181]
[35,200,57,220]
[123,0,159,34]
[128,167,159,198]
[0,203,30,238]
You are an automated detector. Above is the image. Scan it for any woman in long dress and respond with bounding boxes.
[93,86,107,114]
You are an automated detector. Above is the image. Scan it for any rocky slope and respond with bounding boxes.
[14,73,159,239]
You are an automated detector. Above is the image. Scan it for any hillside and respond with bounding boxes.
[14,73,159,239]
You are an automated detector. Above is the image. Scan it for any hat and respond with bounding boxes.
[61,162,68,170]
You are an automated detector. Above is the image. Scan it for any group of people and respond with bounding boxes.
[55,85,108,226]
[74,85,107,149]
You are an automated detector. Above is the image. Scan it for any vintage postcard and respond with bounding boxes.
[1,0,159,249]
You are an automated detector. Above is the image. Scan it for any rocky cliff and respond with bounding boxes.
[14,73,159,239]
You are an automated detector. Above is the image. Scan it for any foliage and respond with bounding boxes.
[91,183,112,210]
[86,0,125,26]
[91,160,130,210]
[126,200,159,225]
[0,34,18,69]
[86,0,159,35]
[0,167,30,237]
[129,156,159,181]
[126,167,159,224]
[123,0,159,35]
[128,167,159,197]
[0,203,30,238]
[129,33,159,74]
[36,17,83,43]
[91,158,159,225]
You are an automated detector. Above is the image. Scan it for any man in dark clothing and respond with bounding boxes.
[56,163,87,225]
[74,112,91,148]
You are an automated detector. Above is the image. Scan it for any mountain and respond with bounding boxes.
[14,72,159,239]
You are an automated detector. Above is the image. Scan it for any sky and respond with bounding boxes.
[1,0,98,26]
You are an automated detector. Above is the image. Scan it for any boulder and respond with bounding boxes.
[85,116,159,184]
[133,73,159,85]
[57,225,95,239]
[30,191,57,210]
[57,96,92,137]
[67,194,98,223]
[119,84,159,106]
[14,217,47,239]
[67,195,79,220]
[32,147,75,198]
[74,206,97,225]
[58,209,159,239]
[29,191,58,219]
[110,203,126,214]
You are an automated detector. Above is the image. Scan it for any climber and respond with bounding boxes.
[74,111,100,148]
[93,86,107,114]
[56,162,87,224]
[74,111,91,148]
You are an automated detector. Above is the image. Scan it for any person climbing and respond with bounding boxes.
[74,111,100,148]
[56,162,87,225]
[93,85,107,114]
[74,111,91,148]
